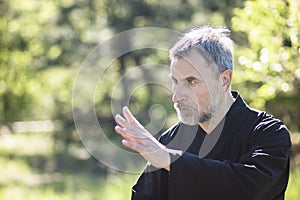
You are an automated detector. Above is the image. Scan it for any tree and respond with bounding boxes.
[232,0,300,130]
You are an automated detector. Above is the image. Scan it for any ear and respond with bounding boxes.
[220,69,232,92]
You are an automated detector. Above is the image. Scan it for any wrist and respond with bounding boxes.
[165,148,183,172]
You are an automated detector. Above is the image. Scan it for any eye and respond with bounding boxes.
[186,78,197,86]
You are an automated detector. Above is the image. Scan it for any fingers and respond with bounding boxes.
[115,106,149,137]
[122,139,144,153]
[115,110,147,145]
[114,107,171,169]
[114,106,154,150]
[122,106,142,126]
[114,107,141,129]
[115,124,147,154]
[115,125,133,140]
[114,114,128,129]
[115,125,143,144]
[115,114,144,139]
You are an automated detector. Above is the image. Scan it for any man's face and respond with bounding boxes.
[170,49,223,126]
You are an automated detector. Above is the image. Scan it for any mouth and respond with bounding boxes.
[174,102,192,112]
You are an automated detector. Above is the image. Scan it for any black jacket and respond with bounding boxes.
[132,92,291,200]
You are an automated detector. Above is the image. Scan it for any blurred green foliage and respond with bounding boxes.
[232,0,300,130]
[1,0,300,199]
[0,0,245,144]
[0,0,299,157]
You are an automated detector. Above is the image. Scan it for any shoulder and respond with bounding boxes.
[249,109,291,148]
[250,108,288,134]
[239,104,288,134]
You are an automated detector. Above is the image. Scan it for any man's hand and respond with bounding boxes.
[114,106,172,171]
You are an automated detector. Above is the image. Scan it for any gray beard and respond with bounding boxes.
[178,102,218,126]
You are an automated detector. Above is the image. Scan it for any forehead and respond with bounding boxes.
[170,49,213,79]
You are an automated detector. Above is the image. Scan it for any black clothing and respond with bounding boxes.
[132,92,291,200]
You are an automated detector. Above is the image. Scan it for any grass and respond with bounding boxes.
[0,169,138,200]
[0,131,139,200]
[0,131,299,199]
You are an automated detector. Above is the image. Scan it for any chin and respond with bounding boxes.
[179,116,199,126]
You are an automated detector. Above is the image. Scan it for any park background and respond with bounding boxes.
[1,0,300,199]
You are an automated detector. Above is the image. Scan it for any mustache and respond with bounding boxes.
[174,102,196,110]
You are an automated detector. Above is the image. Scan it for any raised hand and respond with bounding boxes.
[114,106,173,170]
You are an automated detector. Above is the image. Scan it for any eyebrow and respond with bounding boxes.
[185,76,198,81]
[170,75,199,82]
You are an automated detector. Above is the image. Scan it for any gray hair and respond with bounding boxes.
[169,25,234,76]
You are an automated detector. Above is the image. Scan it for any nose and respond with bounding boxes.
[172,85,186,103]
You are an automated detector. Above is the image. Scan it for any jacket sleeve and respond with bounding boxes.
[131,123,181,200]
[132,164,169,200]
[168,118,291,200]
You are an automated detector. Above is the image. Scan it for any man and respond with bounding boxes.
[114,25,291,200]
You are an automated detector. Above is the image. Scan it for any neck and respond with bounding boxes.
[199,92,235,133]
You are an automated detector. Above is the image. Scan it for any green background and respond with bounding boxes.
[0,0,299,199]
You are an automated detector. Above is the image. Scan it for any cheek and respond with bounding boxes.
[192,86,212,107]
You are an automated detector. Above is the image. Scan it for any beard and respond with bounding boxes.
[174,100,218,126]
